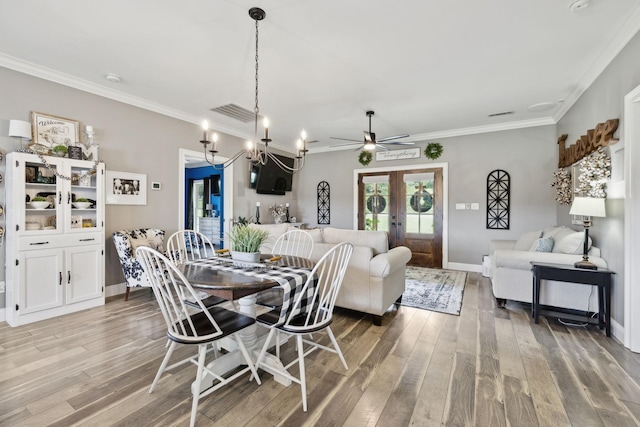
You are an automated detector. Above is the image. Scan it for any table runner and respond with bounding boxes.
[186,258,315,326]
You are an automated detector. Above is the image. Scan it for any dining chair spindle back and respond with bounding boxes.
[136,246,261,427]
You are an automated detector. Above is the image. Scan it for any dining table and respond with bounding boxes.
[178,254,315,392]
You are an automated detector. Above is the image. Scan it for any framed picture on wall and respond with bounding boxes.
[105,170,147,205]
[30,111,80,153]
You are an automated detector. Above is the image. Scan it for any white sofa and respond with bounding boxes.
[250,224,412,325]
[490,226,607,311]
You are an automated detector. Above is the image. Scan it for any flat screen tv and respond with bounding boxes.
[250,153,294,195]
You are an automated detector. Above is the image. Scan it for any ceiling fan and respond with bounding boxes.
[330,110,412,151]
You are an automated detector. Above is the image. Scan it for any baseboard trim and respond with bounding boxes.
[447,262,482,273]
[612,317,624,343]
[106,282,127,298]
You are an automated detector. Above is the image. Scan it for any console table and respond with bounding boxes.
[531,262,614,337]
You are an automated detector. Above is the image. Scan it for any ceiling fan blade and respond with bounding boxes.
[377,144,389,151]
[378,134,410,142]
[330,142,362,148]
[306,140,319,144]
[379,141,415,145]
[330,136,362,143]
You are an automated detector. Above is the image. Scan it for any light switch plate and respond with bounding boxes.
[471,203,480,210]
[456,203,466,210]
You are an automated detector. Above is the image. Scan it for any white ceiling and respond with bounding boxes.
[1,0,640,154]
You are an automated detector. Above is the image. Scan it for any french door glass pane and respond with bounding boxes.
[405,178,434,234]
[363,178,389,231]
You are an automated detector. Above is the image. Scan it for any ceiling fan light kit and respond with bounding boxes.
[330,110,412,152]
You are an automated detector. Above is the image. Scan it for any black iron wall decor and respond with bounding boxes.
[317,181,330,224]
[486,169,510,229]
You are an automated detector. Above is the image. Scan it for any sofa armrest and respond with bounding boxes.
[493,249,608,270]
[370,246,412,278]
[490,240,516,256]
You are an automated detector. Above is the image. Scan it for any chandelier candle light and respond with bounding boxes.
[199,7,308,172]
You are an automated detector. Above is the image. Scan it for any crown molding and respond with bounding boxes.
[0,53,253,141]
[553,5,640,122]
[307,117,556,154]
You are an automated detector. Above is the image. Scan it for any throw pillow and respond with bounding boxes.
[554,231,591,254]
[514,230,543,251]
[531,237,554,252]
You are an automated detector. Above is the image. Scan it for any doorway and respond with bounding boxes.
[178,149,234,246]
[355,164,446,268]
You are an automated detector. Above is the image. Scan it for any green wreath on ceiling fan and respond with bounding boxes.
[358,151,373,166]
[424,142,443,160]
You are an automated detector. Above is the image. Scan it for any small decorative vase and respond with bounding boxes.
[231,251,261,264]
[274,216,283,224]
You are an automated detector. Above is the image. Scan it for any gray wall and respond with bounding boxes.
[0,66,251,303]
[556,30,640,326]
[298,125,559,265]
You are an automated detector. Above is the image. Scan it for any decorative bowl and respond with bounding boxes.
[73,202,91,209]
[30,201,50,209]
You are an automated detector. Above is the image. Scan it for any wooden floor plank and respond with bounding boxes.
[494,317,526,379]
[443,352,476,426]
[521,356,571,427]
[475,355,507,427]
[503,375,539,427]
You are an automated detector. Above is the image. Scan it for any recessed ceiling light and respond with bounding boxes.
[569,0,590,12]
[104,73,121,83]
[527,102,557,112]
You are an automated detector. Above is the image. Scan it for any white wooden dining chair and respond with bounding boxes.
[166,229,216,264]
[256,229,315,308]
[254,241,353,412]
[136,246,261,427]
[166,230,229,309]
[272,229,314,259]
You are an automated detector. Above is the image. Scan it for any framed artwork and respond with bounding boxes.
[31,112,80,153]
[106,171,147,205]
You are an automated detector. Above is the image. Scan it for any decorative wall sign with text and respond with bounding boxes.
[557,119,618,168]
[375,147,420,162]
[486,169,510,230]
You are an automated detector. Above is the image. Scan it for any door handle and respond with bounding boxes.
[391,222,396,226]
[398,222,402,226]
[59,272,62,285]
[68,271,71,284]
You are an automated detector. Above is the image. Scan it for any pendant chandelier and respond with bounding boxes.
[199,7,308,172]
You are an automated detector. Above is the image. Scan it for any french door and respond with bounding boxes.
[358,168,443,267]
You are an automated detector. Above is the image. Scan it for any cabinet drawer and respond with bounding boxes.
[19,232,103,251]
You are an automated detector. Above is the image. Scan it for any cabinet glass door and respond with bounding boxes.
[24,160,61,233]
[70,163,101,231]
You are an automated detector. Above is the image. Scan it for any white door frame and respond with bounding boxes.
[353,162,449,269]
[178,149,234,242]
[624,84,640,352]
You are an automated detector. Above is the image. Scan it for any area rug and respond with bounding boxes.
[401,267,467,315]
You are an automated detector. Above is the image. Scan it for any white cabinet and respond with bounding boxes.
[197,216,222,247]
[6,152,105,326]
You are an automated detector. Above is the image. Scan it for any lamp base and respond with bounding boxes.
[574,260,598,270]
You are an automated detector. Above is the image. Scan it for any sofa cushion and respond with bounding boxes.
[322,227,388,255]
[288,226,323,243]
[249,223,290,252]
[531,237,554,252]
[554,231,591,254]
[513,230,542,251]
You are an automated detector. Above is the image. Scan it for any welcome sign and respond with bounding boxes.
[375,147,421,162]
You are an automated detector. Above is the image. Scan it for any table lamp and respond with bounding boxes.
[569,196,606,269]
[8,119,32,149]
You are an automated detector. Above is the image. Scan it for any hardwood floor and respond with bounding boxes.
[2,273,640,426]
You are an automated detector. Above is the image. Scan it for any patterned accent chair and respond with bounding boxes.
[112,228,165,300]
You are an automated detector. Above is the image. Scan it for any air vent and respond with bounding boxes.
[210,104,261,123]
[488,111,515,117]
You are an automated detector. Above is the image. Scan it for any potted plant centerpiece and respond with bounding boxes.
[227,225,269,263]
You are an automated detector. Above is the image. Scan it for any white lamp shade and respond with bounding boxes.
[570,197,606,217]
[8,120,32,140]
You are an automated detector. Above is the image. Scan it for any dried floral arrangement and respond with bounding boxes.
[551,168,572,205]
[575,147,611,198]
